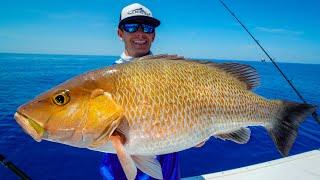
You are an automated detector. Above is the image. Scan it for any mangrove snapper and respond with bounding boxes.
[14,55,316,179]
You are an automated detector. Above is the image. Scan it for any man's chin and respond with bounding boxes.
[132,49,150,57]
[134,46,149,50]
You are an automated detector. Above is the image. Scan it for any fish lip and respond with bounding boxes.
[14,112,45,142]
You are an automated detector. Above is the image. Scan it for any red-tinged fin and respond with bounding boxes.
[132,155,163,180]
[215,127,251,144]
[214,63,260,90]
[110,135,137,180]
[268,101,317,156]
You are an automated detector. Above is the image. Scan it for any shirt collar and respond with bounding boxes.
[115,51,153,64]
[120,52,133,62]
[122,51,152,61]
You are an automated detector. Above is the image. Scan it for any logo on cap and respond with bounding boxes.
[127,8,151,16]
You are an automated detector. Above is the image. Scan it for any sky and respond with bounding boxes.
[0,0,320,63]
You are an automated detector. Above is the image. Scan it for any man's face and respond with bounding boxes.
[118,24,155,57]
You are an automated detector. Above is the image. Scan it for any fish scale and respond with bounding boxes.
[104,59,277,155]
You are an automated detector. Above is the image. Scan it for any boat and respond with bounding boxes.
[184,149,320,180]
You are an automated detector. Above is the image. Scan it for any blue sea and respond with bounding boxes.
[0,53,319,179]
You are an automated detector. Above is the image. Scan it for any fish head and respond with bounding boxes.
[14,70,124,147]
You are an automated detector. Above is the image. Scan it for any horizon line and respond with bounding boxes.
[0,51,318,65]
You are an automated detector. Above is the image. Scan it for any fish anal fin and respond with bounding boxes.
[214,63,260,89]
[110,135,137,180]
[215,127,251,144]
[132,155,163,180]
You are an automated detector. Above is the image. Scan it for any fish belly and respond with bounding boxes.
[124,117,214,155]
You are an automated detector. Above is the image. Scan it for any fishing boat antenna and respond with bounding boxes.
[0,154,31,180]
[218,0,319,124]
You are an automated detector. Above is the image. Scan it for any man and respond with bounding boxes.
[115,2,158,63]
[100,3,180,180]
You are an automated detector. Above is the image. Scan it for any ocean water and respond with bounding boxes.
[0,53,319,179]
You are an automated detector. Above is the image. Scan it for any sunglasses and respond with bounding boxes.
[121,23,155,33]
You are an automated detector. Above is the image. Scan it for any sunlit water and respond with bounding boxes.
[0,53,319,179]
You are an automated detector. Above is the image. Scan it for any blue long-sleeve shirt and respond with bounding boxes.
[100,153,180,180]
[100,53,181,180]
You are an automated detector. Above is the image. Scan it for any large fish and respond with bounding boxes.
[14,55,316,179]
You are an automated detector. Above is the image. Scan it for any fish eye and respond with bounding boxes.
[52,90,70,106]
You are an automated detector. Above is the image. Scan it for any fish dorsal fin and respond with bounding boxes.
[133,54,218,66]
[133,55,259,89]
[215,127,251,144]
[135,54,215,66]
[132,155,163,179]
[214,63,260,89]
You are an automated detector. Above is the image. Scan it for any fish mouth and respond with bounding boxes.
[14,112,45,142]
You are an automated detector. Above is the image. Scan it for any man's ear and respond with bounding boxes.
[118,28,124,41]
[152,32,156,42]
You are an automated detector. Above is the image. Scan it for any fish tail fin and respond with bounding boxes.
[268,101,316,157]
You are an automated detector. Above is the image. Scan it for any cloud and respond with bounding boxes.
[90,22,108,28]
[25,9,111,24]
[47,12,96,20]
[24,9,82,19]
[46,11,114,28]
[47,12,79,19]
[255,27,303,35]
[47,12,101,21]
[0,31,26,39]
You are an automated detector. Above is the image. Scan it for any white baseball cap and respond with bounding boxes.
[118,3,160,28]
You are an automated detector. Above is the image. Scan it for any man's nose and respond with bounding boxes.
[135,27,144,34]
[132,27,145,38]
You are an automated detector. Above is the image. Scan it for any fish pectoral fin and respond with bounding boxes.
[215,127,251,144]
[110,135,137,180]
[132,155,163,180]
